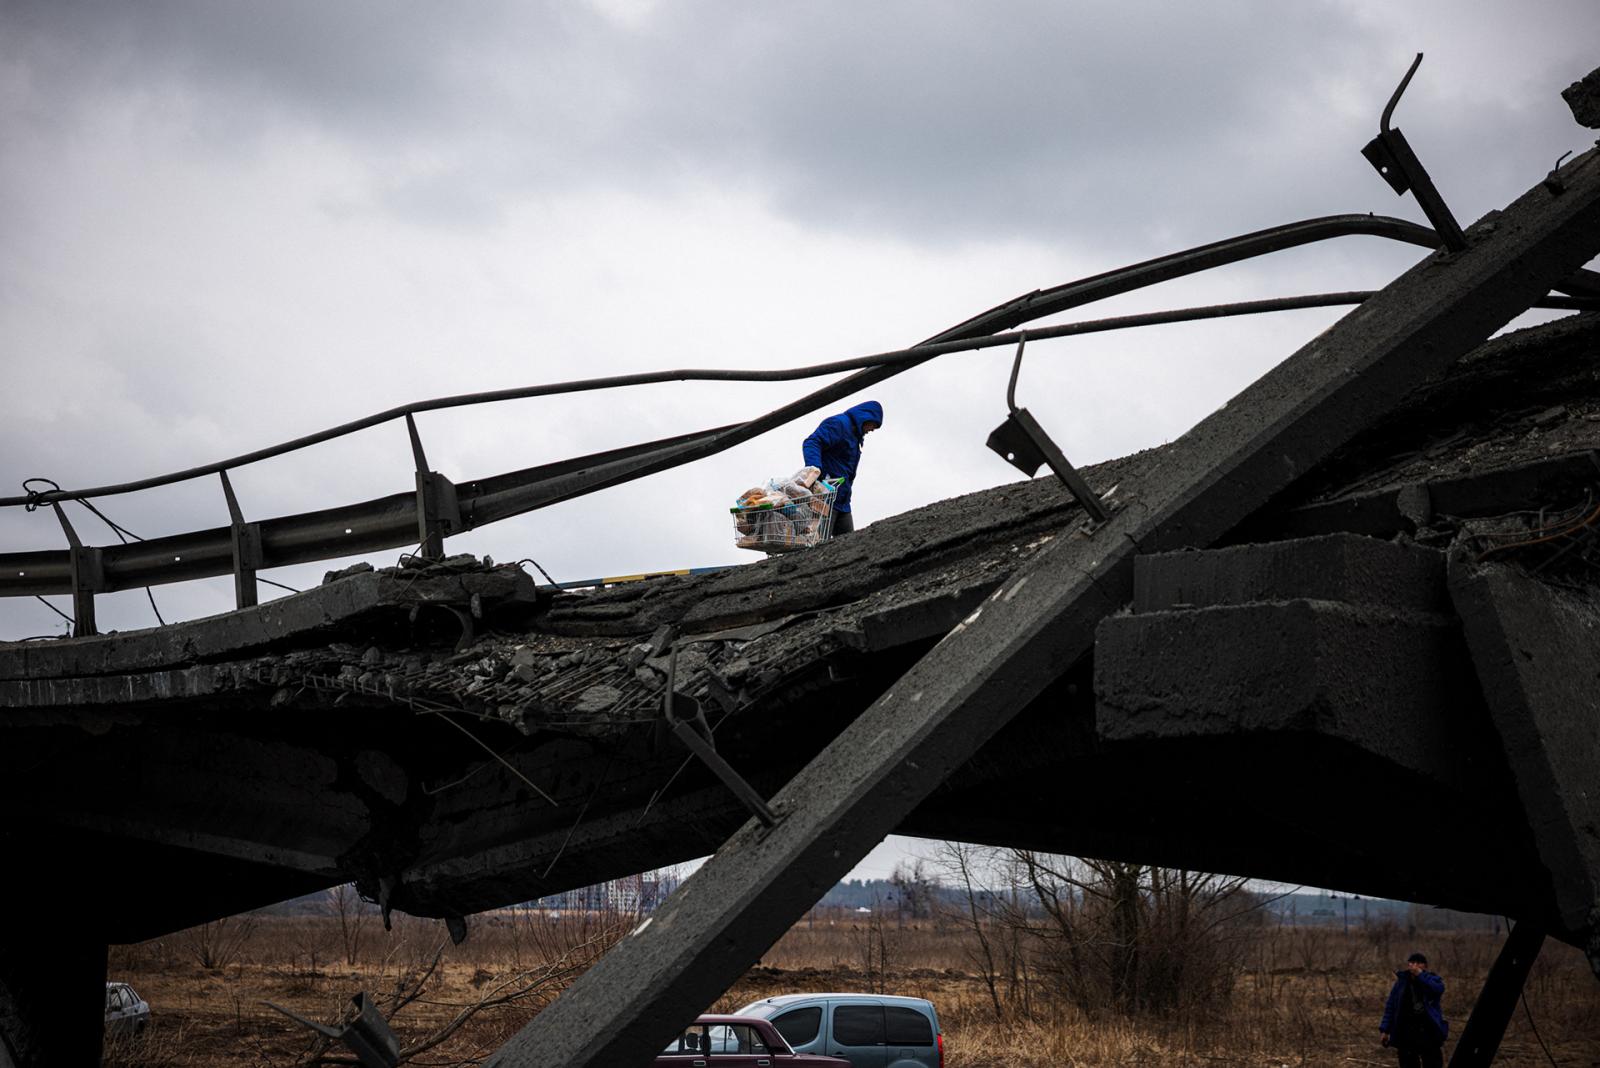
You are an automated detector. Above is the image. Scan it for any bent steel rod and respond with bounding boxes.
[6,288,1593,601]
[0,291,1483,599]
[3,213,1450,510]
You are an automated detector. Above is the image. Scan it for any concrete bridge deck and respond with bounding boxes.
[4,313,1597,943]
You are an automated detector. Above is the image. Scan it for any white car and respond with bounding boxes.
[105,982,150,1035]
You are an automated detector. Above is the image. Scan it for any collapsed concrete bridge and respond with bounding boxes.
[6,310,1600,1063]
[5,78,1600,1067]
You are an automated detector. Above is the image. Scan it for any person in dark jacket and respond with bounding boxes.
[801,400,882,536]
[1380,952,1447,1068]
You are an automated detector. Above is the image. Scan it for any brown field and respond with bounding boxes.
[104,909,1600,1067]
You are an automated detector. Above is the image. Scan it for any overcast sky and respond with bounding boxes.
[4,3,1598,875]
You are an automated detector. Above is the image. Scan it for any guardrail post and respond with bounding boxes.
[406,415,461,561]
[50,503,100,637]
[219,471,263,609]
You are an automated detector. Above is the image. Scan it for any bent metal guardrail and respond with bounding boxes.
[4,214,1595,637]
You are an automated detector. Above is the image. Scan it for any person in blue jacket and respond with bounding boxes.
[801,400,882,537]
[1380,952,1447,1068]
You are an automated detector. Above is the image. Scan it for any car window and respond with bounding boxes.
[772,1006,822,1047]
[885,1006,933,1045]
[662,1024,709,1055]
[706,1024,769,1054]
[832,1004,885,1046]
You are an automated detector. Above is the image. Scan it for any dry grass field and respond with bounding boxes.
[103,907,1600,1067]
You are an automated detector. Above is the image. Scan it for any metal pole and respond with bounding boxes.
[1446,920,1545,1068]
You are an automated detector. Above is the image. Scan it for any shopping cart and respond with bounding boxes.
[730,478,843,554]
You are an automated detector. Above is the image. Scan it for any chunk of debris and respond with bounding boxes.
[573,685,621,714]
[1563,64,1600,128]
[323,561,375,584]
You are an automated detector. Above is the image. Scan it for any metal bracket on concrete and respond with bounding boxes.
[664,647,778,830]
[986,335,1111,525]
[219,470,263,610]
[1361,53,1468,251]
[49,503,99,637]
[268,992,401,1068]
[1446,920,1545,1068]
[406,414,462,560]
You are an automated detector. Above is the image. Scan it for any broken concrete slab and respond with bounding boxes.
[1104,534,1483,788]
[1096,598,1472,785]
[1450,557,1600,949]
[0,561,538,681]
[1132,532,1448,613]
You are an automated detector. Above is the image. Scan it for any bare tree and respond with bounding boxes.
[1013,851,1255,1019]
[937,841,1009,1022]
[325,883,371,967]
[889,859,938,922]
[180,912,258,971]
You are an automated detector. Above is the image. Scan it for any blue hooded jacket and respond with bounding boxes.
[1380,969,1446,1047]
[801,400,882,514]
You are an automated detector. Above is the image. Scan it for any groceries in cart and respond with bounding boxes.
[730,466,843,553]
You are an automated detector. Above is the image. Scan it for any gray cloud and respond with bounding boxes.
[12,1,1597,247]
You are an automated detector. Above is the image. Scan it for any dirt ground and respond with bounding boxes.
[99,911,1600,1067]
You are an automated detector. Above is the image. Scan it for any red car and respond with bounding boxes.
[655,1014,852,1067]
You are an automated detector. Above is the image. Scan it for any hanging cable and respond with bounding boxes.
[70,498,166,626]
[33,595,73,626]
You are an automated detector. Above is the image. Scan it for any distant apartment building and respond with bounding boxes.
[532,870,680,914]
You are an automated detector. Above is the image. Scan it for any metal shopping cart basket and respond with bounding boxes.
[730,478,843,554]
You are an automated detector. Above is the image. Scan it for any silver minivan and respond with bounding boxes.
[736,993,942,1068]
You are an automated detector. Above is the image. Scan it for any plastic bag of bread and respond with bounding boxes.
[761,511,794,544]
[790,466,821,489]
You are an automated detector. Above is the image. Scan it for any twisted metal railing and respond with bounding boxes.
[5,212,1594,637]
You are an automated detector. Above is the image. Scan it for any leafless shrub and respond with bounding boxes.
[102,1019,186,1068]
[846,888,894,993]
[324,884,374,967]
[291,906,637,1066]
[952,851,1258,1023]
[181,912,259,971]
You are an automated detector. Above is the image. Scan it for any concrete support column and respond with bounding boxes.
[0,923,107,1068]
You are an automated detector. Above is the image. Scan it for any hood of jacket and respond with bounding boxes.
[846,400,883,437]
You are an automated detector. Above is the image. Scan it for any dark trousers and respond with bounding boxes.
[1396,1045,1443,1068]
[832,510,854,537]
